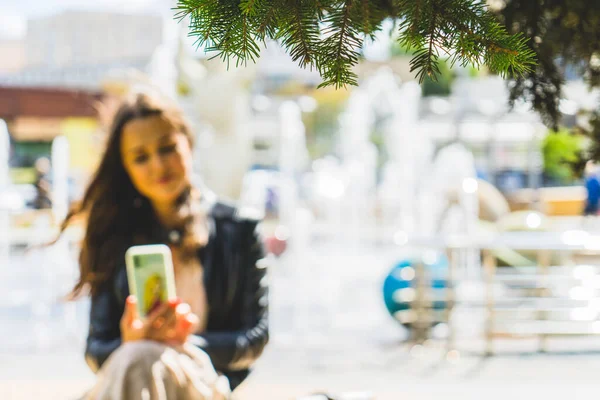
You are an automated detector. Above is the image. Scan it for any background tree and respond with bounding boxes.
[176,1,600,170]
[390,42,464,96]
[492,0,600,172]
[541,128,584,184]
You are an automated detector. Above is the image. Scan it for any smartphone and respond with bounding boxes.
[125,244,177,318]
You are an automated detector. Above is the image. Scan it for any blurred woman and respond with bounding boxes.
[54,93,269,399]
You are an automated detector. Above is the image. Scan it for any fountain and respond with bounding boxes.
[337,89,378,244]
[345,69,483,338]
[0,119,35,350]
[357,69,478,257]
[275,101,332,346]
[277,101,308,239]
[0,119,10,266]
[338,68,431,238]
[425,142,479,276]
[0,119,25,257]
[50,135,80,345]
[380,78,424,237]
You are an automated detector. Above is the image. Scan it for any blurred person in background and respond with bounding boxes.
[52,93,269,399]
[32,156,52,210]
[584,161,600,218]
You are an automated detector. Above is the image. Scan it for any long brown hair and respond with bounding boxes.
[58,93,207,298]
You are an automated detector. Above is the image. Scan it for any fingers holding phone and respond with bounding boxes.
[120,296,146,342]
[171,302,199,344]
[145,298,179,342]
[146,300,198,345]
[121,295,197,346]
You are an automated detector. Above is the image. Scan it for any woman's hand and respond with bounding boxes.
[169,302,200,345]
[146,299,200,345]
[120,295,146,343]
[120,296,198,345]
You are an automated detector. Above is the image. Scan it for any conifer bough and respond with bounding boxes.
[174,0,536,88]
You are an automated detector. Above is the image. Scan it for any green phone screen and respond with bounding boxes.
[132,253,168,316]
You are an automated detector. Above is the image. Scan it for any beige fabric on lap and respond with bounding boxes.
[85,341,230,400]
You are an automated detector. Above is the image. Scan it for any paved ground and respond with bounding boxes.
[3,337,600,400]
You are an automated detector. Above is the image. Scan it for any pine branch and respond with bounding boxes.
[360,0,372,36]
[277,0,321,68]
[177,0,226,56]
[256,3,279,41]
[206,3,257,67]
[177,0,263,68]
[317,0,362,88]
[175,0,537,88]
[422,1,440,82]
[350,0,386,39]
[240,0,262,15]
[444,0,536,76]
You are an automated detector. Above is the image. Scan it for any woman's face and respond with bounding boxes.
[120,115,193,207]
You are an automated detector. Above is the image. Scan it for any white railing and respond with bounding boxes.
[402,230,600,355]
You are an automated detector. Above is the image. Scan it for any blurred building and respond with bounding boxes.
[0,39,26,75]
[25,11,162,69]
[0,11,164,90]
[0,10,165,190]
[0,86,106,184]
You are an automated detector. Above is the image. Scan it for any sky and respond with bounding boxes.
[0,0,171,39]
[0,0,391,62]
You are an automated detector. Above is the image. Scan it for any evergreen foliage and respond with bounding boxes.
[176,1,600,168]
[175,0,535,88]
[493,0,600,170]
[541,128,583,183]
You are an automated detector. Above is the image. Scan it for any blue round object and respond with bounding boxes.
[382,254,450,327]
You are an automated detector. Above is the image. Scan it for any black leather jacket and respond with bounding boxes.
[84,201,269,390]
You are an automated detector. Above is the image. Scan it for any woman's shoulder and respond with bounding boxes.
[207,200,263,250]
[209,199,262,226]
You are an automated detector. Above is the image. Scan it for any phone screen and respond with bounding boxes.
[133,253,169,316]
